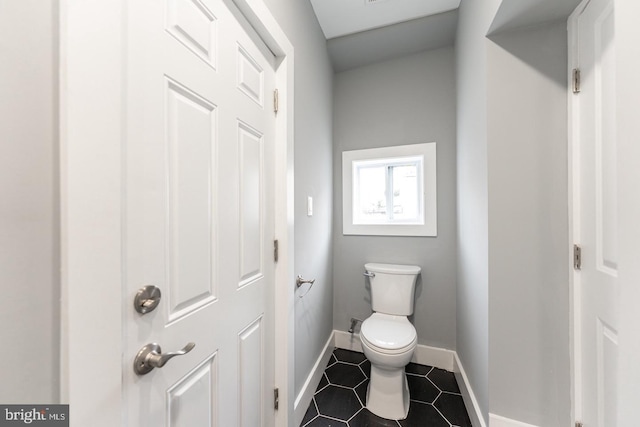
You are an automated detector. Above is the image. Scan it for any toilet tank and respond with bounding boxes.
[364,263,421,316]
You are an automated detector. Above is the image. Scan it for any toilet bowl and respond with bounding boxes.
[360,263,421,420]
[360,313,417,419]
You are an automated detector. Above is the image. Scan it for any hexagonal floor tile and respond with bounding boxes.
[406,363,432,376]
[327,353,338,367]
[315,385,363,420]
[300,349,472,427]
[406,375,440,404]
[398,401,449,427]
[359,359,371,377]
[334,348,367,364]
[326,362,366,388]
[355,380,369,407]
[428,367,461,394]
[349,408,401,427]
[301,399,318,425]
[315,373,329,392]
[434,392,472,427]
[304,416,348,427]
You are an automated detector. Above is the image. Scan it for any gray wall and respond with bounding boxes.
[487,21,570,426]
[262,0,335,402]
[332,48,457,350]
[455,0,500,422]
[0,0,60,403]
[457,3,572,424]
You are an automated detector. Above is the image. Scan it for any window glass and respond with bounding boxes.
[353,158,422,224]
[392,164,419,221]
[356,164,387,223]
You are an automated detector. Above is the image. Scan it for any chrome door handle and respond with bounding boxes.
[134,342,195,375]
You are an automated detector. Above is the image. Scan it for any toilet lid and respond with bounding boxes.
[361,313,417,353]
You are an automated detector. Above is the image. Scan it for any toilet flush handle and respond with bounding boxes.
[363,271,375,278]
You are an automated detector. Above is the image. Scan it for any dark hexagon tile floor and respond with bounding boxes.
[300,348,472,427]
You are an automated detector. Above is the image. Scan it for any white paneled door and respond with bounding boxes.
[574,0,618,425]
[124,0,276,425]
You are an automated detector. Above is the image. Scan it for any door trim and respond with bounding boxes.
[59,0,295,425]
[567,0,592,424]
[59,1,125,425]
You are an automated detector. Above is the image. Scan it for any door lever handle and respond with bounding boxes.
[134,342,195,375]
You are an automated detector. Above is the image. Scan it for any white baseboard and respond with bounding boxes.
[334,329,363,353]
[412,342,455,371]
[489,414,539,427]
[454,353,487,427]
[293,332,334,427]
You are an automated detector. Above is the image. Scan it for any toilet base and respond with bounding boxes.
[366,364,410,420]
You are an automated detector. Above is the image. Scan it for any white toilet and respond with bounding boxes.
[360,262,421,420]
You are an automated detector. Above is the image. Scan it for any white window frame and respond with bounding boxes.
[342,143,437,236]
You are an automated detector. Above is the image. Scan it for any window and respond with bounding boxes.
[342,143,436,236]
[353,157,423,224]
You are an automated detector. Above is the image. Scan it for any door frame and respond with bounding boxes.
[59,0,295,425]
[567,0,589,424]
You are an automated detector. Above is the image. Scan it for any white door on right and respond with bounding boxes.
[575,0,618,425]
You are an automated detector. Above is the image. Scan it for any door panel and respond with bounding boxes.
[239,316,265,427]
[239,121,264,286]
[166,0,218,68]
[167,353,218,425]
[593,4,617,277]
[124,0,276,425]
[237,46,265,106]
[165,77,218,320]
[576,0,618,425]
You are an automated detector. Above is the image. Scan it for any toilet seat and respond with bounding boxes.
[361,313,417,355]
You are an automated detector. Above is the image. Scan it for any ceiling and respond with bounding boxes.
[309,0,460,72]
[489,0,582,35]
[309,0,460,39]
[327,10,458,72]
[310,0,583,72]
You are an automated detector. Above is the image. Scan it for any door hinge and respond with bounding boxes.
[273,89,279,115]
[572,68,581,94]
[274,387,279,410]
[574,244,582,270]
[274,239,279,263]
[575,422,583,427]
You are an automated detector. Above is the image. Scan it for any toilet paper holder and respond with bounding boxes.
[296,275,316,298]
